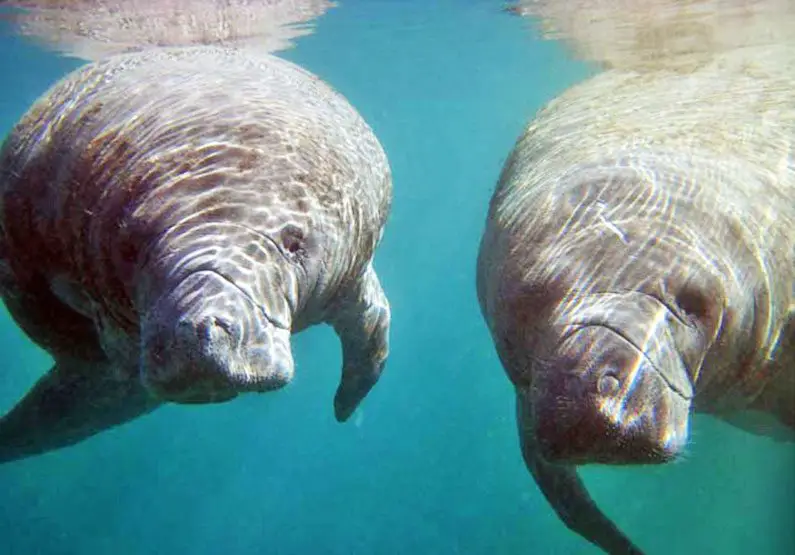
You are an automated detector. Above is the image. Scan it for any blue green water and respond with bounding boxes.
[0,1,793,554]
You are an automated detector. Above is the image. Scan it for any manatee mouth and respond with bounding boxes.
[531,316,693,466]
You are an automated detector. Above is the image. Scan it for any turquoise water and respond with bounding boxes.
[0,1,793,554]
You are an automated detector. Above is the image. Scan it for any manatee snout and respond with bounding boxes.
[140,271,294,403]
[531,300,694,465]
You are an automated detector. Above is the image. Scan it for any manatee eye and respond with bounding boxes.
[676,287,712,325]
[212,317,233,335]
[280,224,305,256]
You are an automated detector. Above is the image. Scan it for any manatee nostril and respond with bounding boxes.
[189,317,234,343]
[598,371,621,396]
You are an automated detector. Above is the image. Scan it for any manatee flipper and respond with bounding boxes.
[330,263,391,422]
[516,393,645,555]
[0,357,160,463]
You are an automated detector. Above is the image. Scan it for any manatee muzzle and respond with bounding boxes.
[531,292,694,465]
[140,270,294,403]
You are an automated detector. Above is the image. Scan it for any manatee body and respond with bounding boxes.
[477,44,795,554]
[0,46,392,462]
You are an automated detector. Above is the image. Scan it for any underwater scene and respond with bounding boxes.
[0,1,793,554]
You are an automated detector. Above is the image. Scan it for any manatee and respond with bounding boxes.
[0,0,335,59]
[0,12,392,462]
[478,2,795,553]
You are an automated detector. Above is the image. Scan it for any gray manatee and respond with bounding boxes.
[479,2,795,554]
[0,44,392,462]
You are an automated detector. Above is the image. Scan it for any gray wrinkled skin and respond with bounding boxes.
[477,44,795,554]
[0,46,392,462]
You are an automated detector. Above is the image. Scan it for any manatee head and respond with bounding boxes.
[495,159,731,466]
[505,252,724,467]
[134,220,316,405]
[530,290,702,465]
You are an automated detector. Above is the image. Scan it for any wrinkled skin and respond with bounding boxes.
[0,46,392,462]
[477,45,795,555]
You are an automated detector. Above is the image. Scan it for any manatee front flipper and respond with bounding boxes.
[0,357,160,463]
[516,393,645,555]
[330,263,391,422]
